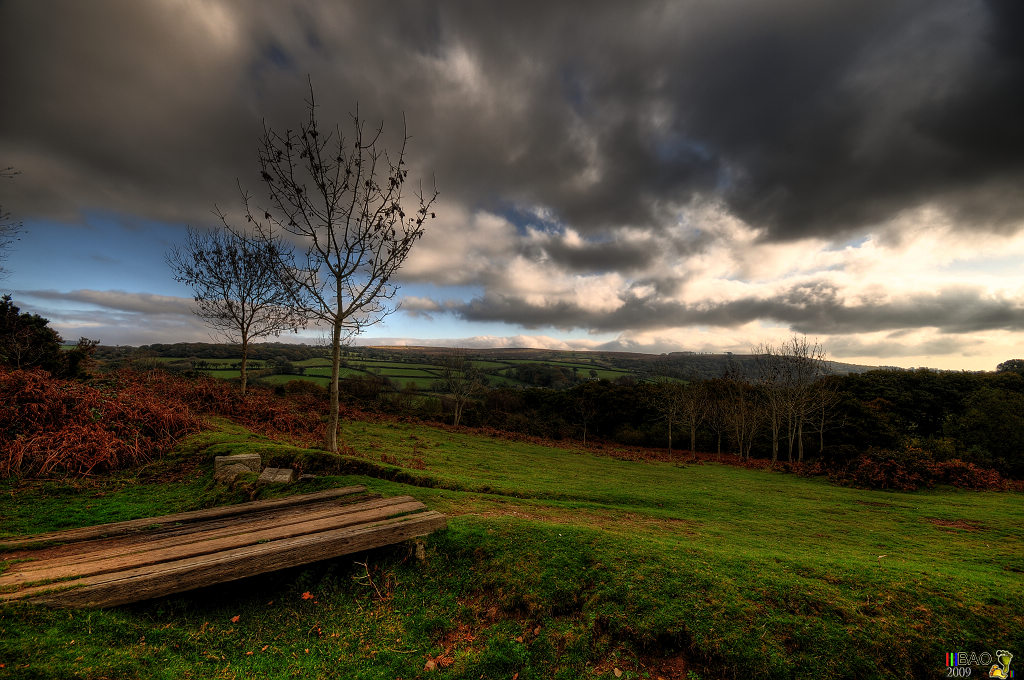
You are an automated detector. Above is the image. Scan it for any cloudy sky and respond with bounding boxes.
[2,0,1023,369]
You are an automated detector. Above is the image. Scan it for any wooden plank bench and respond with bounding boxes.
[0,486,446,608]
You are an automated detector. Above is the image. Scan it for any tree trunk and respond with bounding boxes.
[667,420,673,454]
[818,405,826,455]
[786,410,794,462]
[239,333,249,397]
[771,417,779,463]
[690,422,696,454]
[325,318,342,453]
[797,416,804,463]
[453,399,463,427]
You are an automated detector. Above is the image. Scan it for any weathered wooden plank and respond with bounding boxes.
[0,497,377,562]
[8,511,447,608]
[0,487,369,549]
[4,496,418,576]
[1,498,427,586]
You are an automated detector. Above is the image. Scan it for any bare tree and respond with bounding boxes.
[168,226,308,395]
[806,373,844,457]
[439,352,486,427]
[679,381,709,454]
[753,336,831,463]
[646,379,698,454]
[721,373,762,461]
[570,381,601,445]
[0,167,23,278]
[238,85,437,452]
[703,377,730,459]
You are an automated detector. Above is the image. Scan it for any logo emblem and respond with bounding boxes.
[990,650,1014,679]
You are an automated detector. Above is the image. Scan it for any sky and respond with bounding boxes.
[1,0,1023,370]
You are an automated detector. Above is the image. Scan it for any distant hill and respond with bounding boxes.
[356,346,880,380]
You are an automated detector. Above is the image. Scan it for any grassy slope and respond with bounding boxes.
[0,420,1021,680]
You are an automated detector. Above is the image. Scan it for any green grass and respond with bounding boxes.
[199,368,242,379]
[293,358,332,367]
[257,374,332,387]
[302,366,369,379]
[388,377,441,390]
[1,419,1021,679]
[471,360,515,370]
[484,373,529,387]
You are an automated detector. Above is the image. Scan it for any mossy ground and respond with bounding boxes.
[1,419,1021,679]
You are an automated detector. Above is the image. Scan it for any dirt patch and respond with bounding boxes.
[926,517,986,532]
[594,653,691,680]
[446,499,701,537]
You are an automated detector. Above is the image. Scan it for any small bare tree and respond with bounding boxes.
[717,360,762,461]
[753,336,831,463]
[0,167,23,278]
[167,226,308,395]
[440,352,486,427]
[806,373,843,457]
[240,84,438,451]
[679,381,709,455]
[645,379,684,454]
[703,377,730,459]
[570,381,601,445]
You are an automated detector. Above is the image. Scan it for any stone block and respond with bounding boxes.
[214,454,262,475]
[214,463,251,483]
[258,467,296,484]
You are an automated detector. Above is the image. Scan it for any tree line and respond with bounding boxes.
[332,345,1024,480]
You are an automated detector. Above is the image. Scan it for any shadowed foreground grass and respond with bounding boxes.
[1,420,1021,679]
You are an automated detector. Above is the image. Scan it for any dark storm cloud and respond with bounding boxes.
[3,0,1022,242]
[521,236,656,273]
[442,284,1024,335]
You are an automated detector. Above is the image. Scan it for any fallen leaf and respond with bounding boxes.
[513,674,519,680]
[424,659,437,671]
[230,615,240,623]
[245,651,253,656]
[614,669,622,678]
[515,636,523,643]
[301,592,314,600]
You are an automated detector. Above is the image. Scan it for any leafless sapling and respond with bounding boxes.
[440,352,486,427]
[167,226,309,395]
[240,85,438,452]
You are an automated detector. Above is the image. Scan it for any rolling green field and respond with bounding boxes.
[1,419,1020,679]
[140,351,661,396]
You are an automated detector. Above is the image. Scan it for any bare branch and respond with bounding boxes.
[238,85,438,451]
[166,226,311,395]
